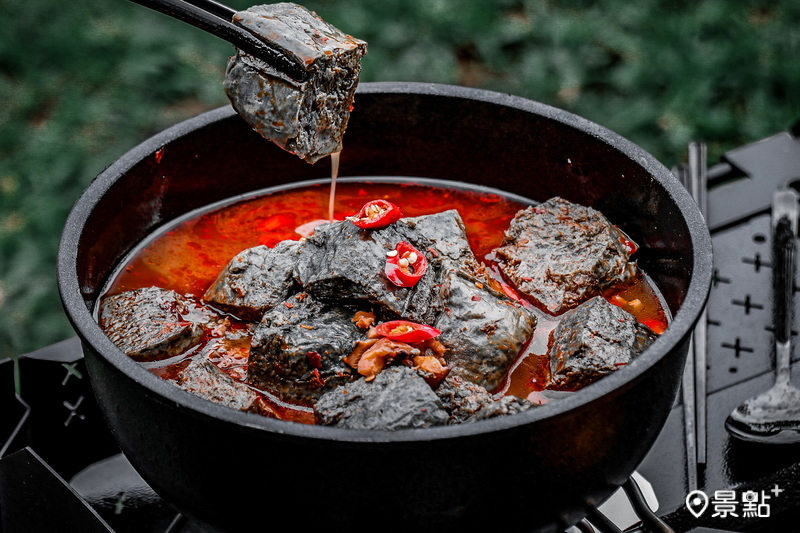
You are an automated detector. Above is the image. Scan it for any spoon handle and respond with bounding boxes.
[771,189,798,383]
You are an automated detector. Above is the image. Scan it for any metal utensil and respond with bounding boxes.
[725,188,800,443]
[686,142,708,465]
[674,140,709,490]
[127,0,309,81]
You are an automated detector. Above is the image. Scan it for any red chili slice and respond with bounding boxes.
[615,226,638,256]
[385,241,427,287]
[375,320,441,343]
[347,199,403,229]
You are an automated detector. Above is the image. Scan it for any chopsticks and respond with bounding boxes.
[127,0,309,82]
[687,141,708,468]
[677,141,708,491]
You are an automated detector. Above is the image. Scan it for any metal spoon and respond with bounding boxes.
[725,188,800,443]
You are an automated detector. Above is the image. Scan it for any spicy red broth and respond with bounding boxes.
[101,180,669,421]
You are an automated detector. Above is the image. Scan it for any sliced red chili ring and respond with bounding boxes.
[385,241,427,287]
[347,199,403,229]
[375,320,441,343]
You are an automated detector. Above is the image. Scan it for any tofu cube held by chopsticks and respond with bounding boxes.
[224,3,367,163]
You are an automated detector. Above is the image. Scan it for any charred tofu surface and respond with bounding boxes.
[98,186,667,429]
[223,3,367,163]
[548,296,658,389]
[493,197,638,315]
[99,287,214,362]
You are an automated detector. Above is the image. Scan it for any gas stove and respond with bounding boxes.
[2,131,800,533]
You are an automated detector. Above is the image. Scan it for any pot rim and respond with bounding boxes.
[57,81,713,443]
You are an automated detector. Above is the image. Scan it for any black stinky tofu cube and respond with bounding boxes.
[224,3,367,163]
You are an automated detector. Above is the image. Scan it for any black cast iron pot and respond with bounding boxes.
[58,82,712,532]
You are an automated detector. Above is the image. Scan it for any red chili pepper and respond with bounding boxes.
[615,227,638,255]
[385,241,427,287]
[642,318,666,335]
[375,320,441,343]
[306,351,322,369]
[347,199,403,229]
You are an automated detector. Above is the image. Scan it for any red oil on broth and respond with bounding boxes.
[102,180,669,422]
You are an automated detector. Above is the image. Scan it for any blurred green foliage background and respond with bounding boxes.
[2,0,800,357]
